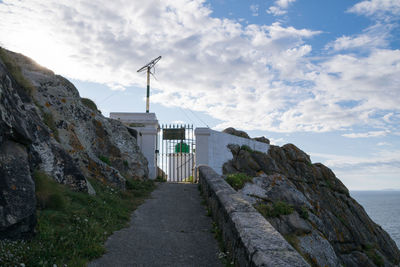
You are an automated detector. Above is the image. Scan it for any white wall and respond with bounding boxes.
[195,128,270,175]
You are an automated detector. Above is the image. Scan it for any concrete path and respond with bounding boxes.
[89,183,222,267]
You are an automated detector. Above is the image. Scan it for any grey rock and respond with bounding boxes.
[298,231,341,267]
[222,127,250,139]
[253,136,270,144]
[223,140,400,266]
[86,179,96,195]
[198,166,309,267]
[0,48,149,239]
[0,141,36,239]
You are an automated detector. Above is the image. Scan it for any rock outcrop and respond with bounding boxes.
[223,143,400,266]
[0,48,148,239]
[223,127,270,145]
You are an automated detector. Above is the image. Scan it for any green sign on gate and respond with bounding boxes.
[175,142,190,153]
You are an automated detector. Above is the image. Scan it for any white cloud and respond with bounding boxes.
[0,0,399,135]
[325,24,390,51]
[250,4,259,17]
[311,150,400,169]
[269,137,285,145]
[267,0,296,16]
[310,150,400,190]
[377,142,391,146]
[342,131,388,138]
[348,0,400,19]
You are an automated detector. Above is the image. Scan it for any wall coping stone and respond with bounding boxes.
[198,165,309,267]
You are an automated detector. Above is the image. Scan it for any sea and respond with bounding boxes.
[351,191,400,249]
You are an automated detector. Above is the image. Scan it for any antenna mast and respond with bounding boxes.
[137,56,161,113]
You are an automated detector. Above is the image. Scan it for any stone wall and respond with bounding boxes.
[195,128,269,175]
[198,165,309,267]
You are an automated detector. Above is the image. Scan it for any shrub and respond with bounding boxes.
[255,201,294,218]
[365,248,384,267]
[81,97,99,112]
[225,173,253,190]
[99,155,110,165]
[240,145,253,152]
[155,176,167,182]
[299,206,309,220]
[240,144,263,154]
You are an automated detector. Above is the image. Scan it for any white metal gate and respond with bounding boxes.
[156,124,195,182]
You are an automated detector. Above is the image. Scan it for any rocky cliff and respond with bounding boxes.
[0,48,148,239]
[223,139,400,266]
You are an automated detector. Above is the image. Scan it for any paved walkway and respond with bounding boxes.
[89,183,222,267]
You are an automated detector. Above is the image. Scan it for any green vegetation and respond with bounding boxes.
[240,144,263,154]
[211,222,234,266]
[299,206,309,220]
[225,173,253,190]
[325,179,333,189]
[366,249,384,267]
[99,155,111,165]
[155,176,167,182]
[363,244,384,267]
[255,201,294,218]
[198,184,233,266]
[183,176,194,183]
[81,97,99,112]
[0,171,155,266]
[284,234,300,251]
[0,47,35,94]
[42,112,60,142]
[240,144,253,152]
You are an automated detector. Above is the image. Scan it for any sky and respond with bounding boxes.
[0,0,399,190]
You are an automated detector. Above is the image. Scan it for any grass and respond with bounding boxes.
[198,184,234,266]
[0,171,155,266]
[240,145,263,154]
[254,201,294,218]
[99,155,111,165]
[183,175,194,183]
[0,47,35,95]
[240,145,253,152]
[363,244,384,267]
[81,98,99,112]
[299,206,309,220]
[225,173,253,190]
[42,112,60,142]
[155,176,167,182]
[211,222,234,266]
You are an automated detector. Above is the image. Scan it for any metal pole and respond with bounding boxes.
[146,66,150,113]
